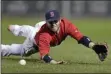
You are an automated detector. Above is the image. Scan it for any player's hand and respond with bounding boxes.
[50,60,67,64]
[57,60,67,64]
[92,42,108,61]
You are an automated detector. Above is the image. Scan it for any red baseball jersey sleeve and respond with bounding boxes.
[64,18,83,40]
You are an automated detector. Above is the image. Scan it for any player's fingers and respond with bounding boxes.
[57,61,67,64]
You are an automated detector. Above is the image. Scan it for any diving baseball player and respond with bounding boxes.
[1,10,108,64]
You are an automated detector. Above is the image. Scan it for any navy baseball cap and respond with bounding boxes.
[45,10,60,22]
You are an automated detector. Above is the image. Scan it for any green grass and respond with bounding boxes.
[1,16,111,73]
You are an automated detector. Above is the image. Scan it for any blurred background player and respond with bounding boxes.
[1,10,108,64]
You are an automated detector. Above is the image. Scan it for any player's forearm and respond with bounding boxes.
[78,36,95,48]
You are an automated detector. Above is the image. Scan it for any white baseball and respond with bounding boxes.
[19,59,26,65]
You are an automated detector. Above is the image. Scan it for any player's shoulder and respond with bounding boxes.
[61,17,73,26]
[61,17,70,22]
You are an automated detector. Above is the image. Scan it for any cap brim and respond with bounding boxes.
[46,18,60,22]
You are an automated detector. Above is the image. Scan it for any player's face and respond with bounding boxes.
[47,19,60,33]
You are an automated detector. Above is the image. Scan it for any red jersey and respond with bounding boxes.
[34,18,83,57]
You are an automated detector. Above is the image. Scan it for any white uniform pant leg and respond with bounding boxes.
[1,39,38,57]
[1,38,39,57]
[9,25,35,38]
[1,44,24,56]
